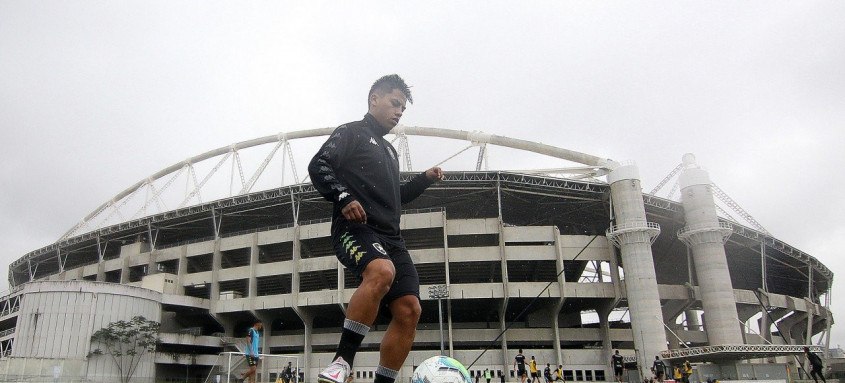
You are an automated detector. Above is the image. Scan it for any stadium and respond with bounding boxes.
[0,126,833,383]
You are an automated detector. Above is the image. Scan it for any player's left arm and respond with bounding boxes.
[400,167,443,204]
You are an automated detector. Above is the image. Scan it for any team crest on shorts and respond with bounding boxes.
[373,243,387,255]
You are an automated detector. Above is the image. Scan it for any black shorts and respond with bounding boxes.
[518,368,527,377]
[333,222,420,306]
[614,368,624,377]
[532,372,539,378]
[245,355,259,366]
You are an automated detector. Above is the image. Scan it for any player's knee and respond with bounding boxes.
[362,260,395,294]
[392,296,421,326]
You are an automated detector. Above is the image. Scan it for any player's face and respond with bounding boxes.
[369,88,407,132]
[256,323,263,330]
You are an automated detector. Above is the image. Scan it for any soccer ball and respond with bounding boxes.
[413,356,473,383]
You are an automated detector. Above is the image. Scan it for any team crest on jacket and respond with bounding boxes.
[373,243,387,255]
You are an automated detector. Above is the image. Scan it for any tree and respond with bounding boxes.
[89,316,160,383]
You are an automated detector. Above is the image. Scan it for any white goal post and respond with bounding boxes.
[207,352,300,383]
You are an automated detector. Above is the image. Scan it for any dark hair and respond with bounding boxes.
[254,319,263,325]
[369,74,413,105]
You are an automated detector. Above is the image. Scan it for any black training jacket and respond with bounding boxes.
[308,114,433,237]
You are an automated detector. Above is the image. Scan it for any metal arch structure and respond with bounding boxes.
[60,125,617,241]
[13,125,832,285]
[650,162,771,235]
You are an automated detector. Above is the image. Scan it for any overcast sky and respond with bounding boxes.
[1,1,843,346]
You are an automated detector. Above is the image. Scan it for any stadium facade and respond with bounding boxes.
[0,127,833,383]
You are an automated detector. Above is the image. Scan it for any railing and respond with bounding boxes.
[178,327,203,336]
[607,220,661,233]
[606,220,661,247]
[677,221,733,237]
[0,328,14,338]
[157,235,216,249]
[296,217,332,226]
[660,344,822,360]
[220,222,296,238]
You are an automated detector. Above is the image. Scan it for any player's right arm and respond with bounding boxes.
[308,126,366,223]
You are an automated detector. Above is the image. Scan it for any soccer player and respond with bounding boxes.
[309,74,443,383]
[611,350,624,383]
[529,356,539,383]
[514,349,527,383]
[240,320,263,383]
[544,364,552,383]
[804,347,827,383]
[651,356,666,383]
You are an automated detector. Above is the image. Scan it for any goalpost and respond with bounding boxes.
[207,352,300,383]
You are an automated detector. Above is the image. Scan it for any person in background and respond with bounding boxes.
[651,356,666,383]
[514,350,528,383]
[682,361,692,383]
[282,361,293,383]
[530,356,539,383]
[239,320,263,383]
[611,350,624,383]
[804,347,827,383]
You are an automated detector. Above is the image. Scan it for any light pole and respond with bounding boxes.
[428,284,449,355]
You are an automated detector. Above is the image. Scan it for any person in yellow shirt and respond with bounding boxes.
[530,356,539,383]
[682,361,692,383]
[673,366,682,381]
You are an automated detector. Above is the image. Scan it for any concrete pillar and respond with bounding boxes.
[211,240,222,303]
[120,257,130,284]
[499,298,510,377]
[249,236,259,298]
[497,190,511,374]
[606,164,667,379]
[685,310,701,331]
[96,262,106,282]
[96,237,106,282]
[176,246,188,295]
[676,154,743,345]
[443,212,455,355]
[553,226,566,366]
[598,304,615,373]
[297,310,313,382]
